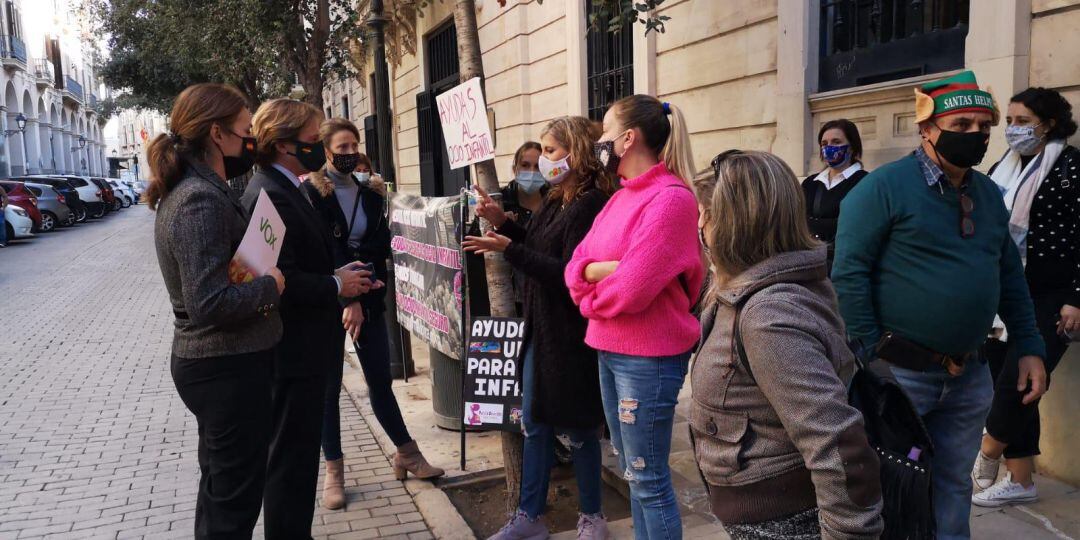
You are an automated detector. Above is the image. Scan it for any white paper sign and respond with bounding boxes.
[228,189,286,284]
[436,77,495,169]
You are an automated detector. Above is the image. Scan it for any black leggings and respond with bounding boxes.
[984,291,1072,459]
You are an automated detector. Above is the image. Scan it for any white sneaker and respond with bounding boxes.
[971,451,1000,491]
[972,473,1038,507]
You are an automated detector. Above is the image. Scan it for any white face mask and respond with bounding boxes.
[1005,124,1044,156]
[538,154,570,185]
[355,172,372,186]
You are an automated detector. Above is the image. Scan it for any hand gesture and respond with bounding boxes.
[342,301,364,340]
[1017,355,1048,405]
[474,186,507,228]
[1057,304,1080,337]
[335,262,373,297]
[462,231,511,254]
[266,266,285,295]
[584,261,619,283]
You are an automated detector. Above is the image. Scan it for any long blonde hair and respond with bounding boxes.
[540,116,617,201]
[693,150,819,281]
[612,94,695,185]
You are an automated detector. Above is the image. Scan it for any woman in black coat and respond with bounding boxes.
[304,119,443,512]
[802,119,869,268]
[973,87,1080,506]
[464,116,616,538]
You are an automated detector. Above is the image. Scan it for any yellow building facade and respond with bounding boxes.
[325,0,1080,483]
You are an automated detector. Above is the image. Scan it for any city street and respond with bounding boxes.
[0,209,434,539]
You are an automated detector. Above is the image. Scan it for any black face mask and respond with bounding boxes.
[930,125,990,169]
[593,140,620,176]
[216,130,257,179]
[331,152,361,175]
[289,140,327,172]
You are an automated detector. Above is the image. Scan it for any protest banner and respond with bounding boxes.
[436,77,495,170]
[389,192,464,359]
[228,188,285,284]
[464,317,525,431]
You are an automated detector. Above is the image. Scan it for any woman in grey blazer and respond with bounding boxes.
[148,83,285,540]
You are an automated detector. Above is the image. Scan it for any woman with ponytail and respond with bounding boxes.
[565,95,704,539]
[150,83,284,539]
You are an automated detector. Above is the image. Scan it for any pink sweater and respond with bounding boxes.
[565,162,705,356]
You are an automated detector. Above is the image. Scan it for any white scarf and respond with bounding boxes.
[987,140,1065,341]
[990,139,1066,265]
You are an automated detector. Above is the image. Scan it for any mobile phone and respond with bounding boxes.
[360,262,375,275]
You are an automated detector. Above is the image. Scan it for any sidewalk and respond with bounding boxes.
[345,344,1080,540]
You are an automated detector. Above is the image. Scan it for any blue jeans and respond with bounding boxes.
[519,344,603,519]
[322,309,412,461]
[891,360,993,540]
[598,351,689,540]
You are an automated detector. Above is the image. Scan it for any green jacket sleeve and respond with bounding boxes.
[997,233,1047,359]
[831,176,892,349]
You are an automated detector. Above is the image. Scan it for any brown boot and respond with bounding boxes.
[322,458,346,510]
[392,441,445,481]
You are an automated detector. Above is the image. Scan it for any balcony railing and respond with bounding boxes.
[1,35,27,64]
[33,58,54,82]
[64,76,84,102]
[88,93,99,111]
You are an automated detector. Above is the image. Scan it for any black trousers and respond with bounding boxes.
[262,370,327,540]
[984,291,1072,459]
[171,349,274,540]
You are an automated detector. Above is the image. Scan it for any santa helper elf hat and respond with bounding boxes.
[914,70,1000,125]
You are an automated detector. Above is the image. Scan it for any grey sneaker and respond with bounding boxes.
[971,451,1000,491]
[488,511,549,540]
[576,513,610,540]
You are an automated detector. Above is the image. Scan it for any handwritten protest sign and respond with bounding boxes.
[228,189,285,284]
[436,77,495,170]
[464,317,525,431]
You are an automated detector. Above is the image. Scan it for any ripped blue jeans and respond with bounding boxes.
[519,343,603,519]
[598,351,690,540]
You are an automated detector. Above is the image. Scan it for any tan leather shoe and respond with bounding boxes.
[392,441,445,480]
[322,458,346,510]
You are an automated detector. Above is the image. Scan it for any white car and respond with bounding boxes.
[107,180,135,208]
[4,203,35,239]
[43,175,107,219]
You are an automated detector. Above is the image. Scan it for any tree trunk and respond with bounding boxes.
[453,0,524,515]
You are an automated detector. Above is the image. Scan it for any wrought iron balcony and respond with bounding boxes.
[1,35,28,66]
[33,59,54,87]
[63,76,84,104]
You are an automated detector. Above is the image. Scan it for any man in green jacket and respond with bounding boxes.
[832,70,1047,540]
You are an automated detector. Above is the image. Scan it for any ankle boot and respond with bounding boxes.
[322,458,346,510]
[392,440,445,480]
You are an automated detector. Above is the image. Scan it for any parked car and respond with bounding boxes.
[23,177,86,223]
[22,183,72,232]
[51,176,106,219]
[0,181,43,232]
[107,180,134,208]
[4,200,34,240]
[130,180,146,203]
[90,178,119,212]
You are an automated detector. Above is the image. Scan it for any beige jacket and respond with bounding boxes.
[690,245,882,539]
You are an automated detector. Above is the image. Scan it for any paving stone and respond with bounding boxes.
[0,211,433,539]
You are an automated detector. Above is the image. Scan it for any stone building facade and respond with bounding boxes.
[0,0,108,178]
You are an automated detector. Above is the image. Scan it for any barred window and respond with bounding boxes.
[586,3,634,121]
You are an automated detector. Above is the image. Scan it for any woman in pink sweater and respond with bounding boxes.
[565,95,704,540]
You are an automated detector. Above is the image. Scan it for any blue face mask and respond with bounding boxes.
[821,144,851,168]
[515,170,546,194]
